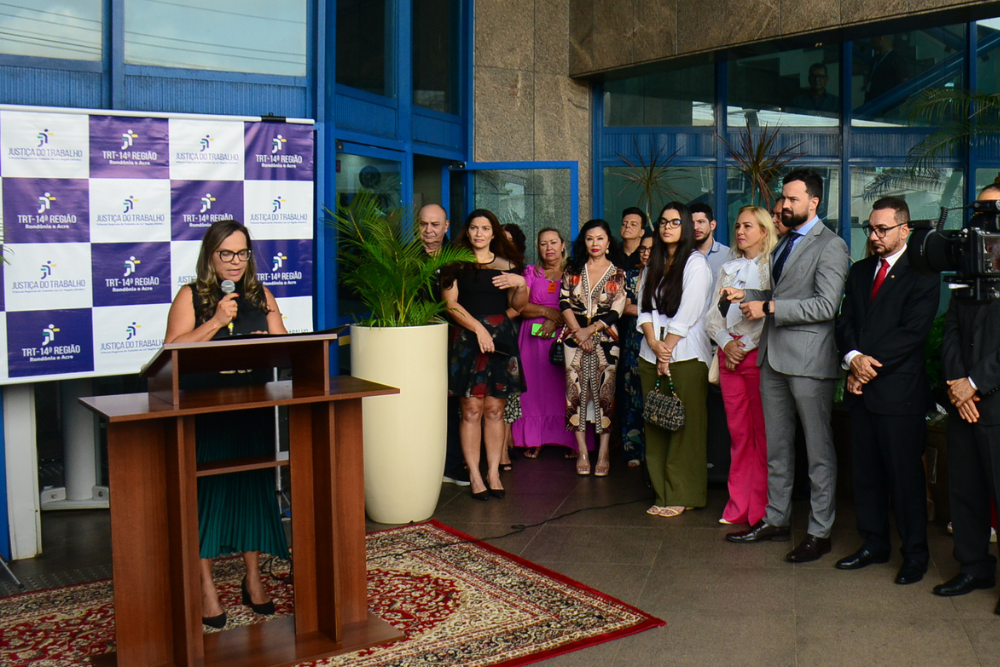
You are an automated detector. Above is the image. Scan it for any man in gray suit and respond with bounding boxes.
[724,169,850,563]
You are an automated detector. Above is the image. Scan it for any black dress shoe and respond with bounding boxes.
[726,520,791,543]
[933,573,996,597]
[488,487,505,500]
[241,576,276,615]
[786,534,832,563]
[894,561,927,585]
[835,547,889,570]
[202,612,227,629]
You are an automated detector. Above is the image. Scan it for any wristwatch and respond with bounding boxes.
[762,301,771,316]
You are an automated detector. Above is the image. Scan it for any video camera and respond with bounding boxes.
[908,200,1000,303]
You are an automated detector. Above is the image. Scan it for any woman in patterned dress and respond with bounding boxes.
[442,210,527,500]
[560,219,627,477]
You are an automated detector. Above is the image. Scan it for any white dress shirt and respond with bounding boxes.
[637,250,715,365]
[842,243,907,369]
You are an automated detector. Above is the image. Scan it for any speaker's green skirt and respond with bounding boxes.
[196,408,289,560]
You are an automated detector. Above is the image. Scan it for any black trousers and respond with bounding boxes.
[948,419,1000,578]
[849,403,929,564]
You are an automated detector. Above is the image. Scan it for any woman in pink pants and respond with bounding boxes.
[705,206,777,526]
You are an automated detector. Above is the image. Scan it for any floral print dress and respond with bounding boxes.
[559,263,627,433]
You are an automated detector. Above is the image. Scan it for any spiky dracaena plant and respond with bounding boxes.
[327,192,474,327]
[904,88,1000,180]
[719,118,805,210]
[614,136,689,224]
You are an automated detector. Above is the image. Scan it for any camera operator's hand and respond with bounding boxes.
[947,377,978,408]
[849,354,882,383]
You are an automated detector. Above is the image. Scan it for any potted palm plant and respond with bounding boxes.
[328,193,473,524]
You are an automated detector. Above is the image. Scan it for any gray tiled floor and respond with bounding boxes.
[5,447,999,666]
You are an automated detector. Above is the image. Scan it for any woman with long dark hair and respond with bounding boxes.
[560,219,627,476]
[637,202,714,518]
[442,209,527,500]
[164,219,287,628]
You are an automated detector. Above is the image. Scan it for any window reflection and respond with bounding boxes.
[850,167,963,260]
[851,26,964,127]
[603,58,714,127]
[124,0,306,76]
[728,44,840,128]
[0,1,102,61]
[413,0,459,114]
[726,167,841,236]
[603,166,714,229]
[472,169,572,266]
[337,0,393,97]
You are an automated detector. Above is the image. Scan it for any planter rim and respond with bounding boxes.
[350,321,448,331]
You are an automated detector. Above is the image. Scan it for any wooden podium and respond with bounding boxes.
[79,333,404,667]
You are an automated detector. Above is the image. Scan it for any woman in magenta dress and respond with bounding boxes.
[512,228,589,457]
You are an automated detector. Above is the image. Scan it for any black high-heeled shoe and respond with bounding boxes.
[471,488,489,501]
[488,487,505,500]
[202,612,227,629]
[241,575,276,615]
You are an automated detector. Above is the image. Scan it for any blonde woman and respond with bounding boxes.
[705,206,777,526]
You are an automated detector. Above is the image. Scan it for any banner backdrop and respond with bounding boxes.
[0,106,315,384]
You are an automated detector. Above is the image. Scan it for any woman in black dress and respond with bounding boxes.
[164,219,288,628]
[442,209,527,500]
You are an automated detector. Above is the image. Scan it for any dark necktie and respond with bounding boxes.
[871,258,890,300]
[772,233,799,285]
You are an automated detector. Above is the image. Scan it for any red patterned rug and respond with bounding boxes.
[1,520,663,666]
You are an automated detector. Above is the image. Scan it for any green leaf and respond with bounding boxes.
[325,192,475,327]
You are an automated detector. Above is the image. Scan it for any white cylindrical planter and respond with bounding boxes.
[351,322,448,524]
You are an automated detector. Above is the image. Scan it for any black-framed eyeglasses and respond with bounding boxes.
[861,222,906,239]
[216,249,251,262]
[658,217,682,229]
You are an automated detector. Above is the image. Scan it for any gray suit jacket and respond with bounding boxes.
[745,219,850,380]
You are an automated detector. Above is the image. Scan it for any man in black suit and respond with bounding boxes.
[834,197,939,584]
[933,185,1000,610]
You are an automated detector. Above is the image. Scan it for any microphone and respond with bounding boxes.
[221,280,236,335]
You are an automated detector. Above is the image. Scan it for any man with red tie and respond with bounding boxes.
[834,197,939,584]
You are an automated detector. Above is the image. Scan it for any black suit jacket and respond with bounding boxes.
[835,252,940,415]
[942,296,1000,425]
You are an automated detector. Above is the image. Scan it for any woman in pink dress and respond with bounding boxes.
[512,228,589,457]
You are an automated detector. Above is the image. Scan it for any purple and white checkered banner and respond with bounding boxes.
[0,106,315,383]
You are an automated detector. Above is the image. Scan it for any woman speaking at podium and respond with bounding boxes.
[164,219,288,629]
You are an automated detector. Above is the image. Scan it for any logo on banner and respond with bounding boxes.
[249,193,308,225]
[200,193,216,213]
[272,197,284,212]
[94,195,166,226]
[37,192,56,213]
[244,123,312,180]
[7,132,83,159]
[272,253,287,271]
[37,129,51,147]
[99,319,163,355]
[121,129,138,150]
[40,261,55,279]
[124,256,140,277]
[42,324,60,346]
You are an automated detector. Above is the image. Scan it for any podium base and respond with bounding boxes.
[91,613,404,667]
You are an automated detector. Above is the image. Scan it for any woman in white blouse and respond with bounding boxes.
[705,206,777,526]
[637,202,715,518]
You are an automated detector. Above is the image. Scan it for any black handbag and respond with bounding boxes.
[549,327,566,365]
[643,365,685,431]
